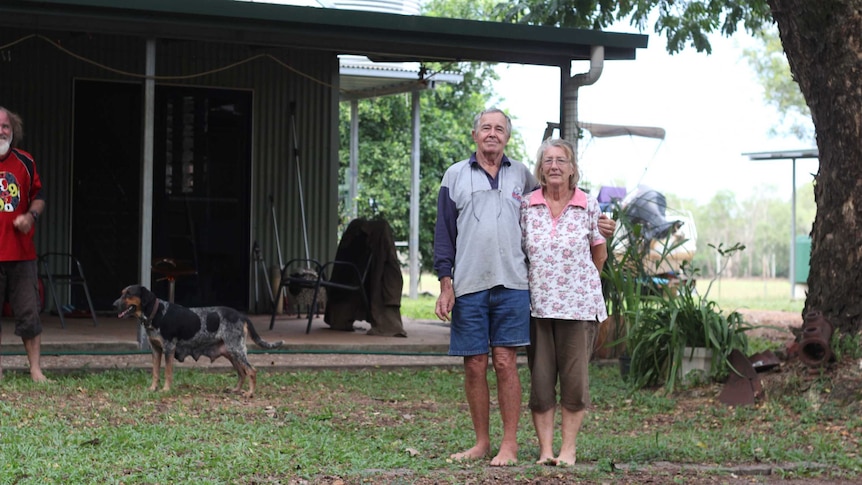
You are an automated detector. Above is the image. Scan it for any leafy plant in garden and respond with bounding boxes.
[600,201,688,358]
[627,243,754,393]
[600,196,755,393]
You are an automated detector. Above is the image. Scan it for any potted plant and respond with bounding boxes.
[597,206,641,361]
[599,201,687,365]
[625,243,754,393]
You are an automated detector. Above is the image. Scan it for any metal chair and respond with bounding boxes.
[270,257,371,334]
[39,252,98,328]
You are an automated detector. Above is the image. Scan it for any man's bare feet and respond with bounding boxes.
[489,444,518,466]
[449,445,489,462]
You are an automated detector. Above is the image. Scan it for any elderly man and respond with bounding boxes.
[0,106,48,382]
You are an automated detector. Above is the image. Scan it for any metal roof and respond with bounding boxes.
[339,58,463,100]
[0,0,648,66]
[744,149,819,160]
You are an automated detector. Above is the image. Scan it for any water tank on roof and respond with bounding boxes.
[333,0,421,15]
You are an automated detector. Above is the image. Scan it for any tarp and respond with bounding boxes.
[324,218,406,337]
[577,122,666,140]
[613,185,698,275]
[621,187,680,242]
[597,186,627,212]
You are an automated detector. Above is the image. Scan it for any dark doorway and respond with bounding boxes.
[72,80,142,311]
[72,82,252,311]
[152,86,252,310]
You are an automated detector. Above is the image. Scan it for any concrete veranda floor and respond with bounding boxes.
[0,310,467,374]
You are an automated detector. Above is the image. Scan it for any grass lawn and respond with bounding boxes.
[1,277,855,484]
[1,363,860,484]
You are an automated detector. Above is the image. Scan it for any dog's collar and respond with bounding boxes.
[139,300,161,329]
[147,299,161,322]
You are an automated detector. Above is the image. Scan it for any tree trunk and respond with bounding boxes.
[768,0,862,335]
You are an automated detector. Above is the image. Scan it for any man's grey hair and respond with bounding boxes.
[472,107,512,136]
[0,106,23,147]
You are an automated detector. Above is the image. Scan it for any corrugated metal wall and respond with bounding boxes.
[2,32,148,261]
[0,30,340,307]
[154,40,341,277]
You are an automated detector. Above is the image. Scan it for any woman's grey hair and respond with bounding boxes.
[533,137,579,190]
[472,107,512,136]
[0,106,23,147]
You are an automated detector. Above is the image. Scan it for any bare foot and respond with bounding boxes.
[30,370,49,383]
[449,445,489,462]
[489,445,518,466]
[556,453,576,467]
[537,456,557,466]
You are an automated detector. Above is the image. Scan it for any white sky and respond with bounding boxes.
[494,30,820,206]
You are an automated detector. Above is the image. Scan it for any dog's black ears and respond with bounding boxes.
[137,285,156,308]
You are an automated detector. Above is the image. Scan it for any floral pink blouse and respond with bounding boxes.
[520,188,607,322]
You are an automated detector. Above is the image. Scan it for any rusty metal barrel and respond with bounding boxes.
[799,310,834,367]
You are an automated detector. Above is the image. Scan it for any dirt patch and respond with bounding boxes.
[737,308,803,342]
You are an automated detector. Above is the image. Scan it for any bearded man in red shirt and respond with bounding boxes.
[0,106,47,382]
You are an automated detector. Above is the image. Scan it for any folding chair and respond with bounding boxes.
[39,252,98,328]
[270,257,371,334]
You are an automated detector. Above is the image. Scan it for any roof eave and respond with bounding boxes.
[1,0,647,65]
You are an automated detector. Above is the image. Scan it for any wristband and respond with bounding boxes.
[30,210,39,221]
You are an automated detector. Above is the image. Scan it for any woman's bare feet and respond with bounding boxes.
[555,452,576,467]
[537,456,557,466]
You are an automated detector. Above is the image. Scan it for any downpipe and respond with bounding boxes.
[563,45,604,144]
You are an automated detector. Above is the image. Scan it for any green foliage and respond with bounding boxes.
[399,293,438,320]
[337,0,525,274]
[338,77,488,273]
[627,271,753,392]
[742,25,814,143]
[628,243,754,392]
[832,331,862,361]
[686,182,815,280]
[603,200,755,393]
[492,0,773,54]
[338,0,539,274]
[425,0,500,19]
[601,199,690,347]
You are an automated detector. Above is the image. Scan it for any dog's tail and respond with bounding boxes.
[246,319,284,349]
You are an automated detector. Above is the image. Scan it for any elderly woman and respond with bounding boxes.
[519,137,608,466]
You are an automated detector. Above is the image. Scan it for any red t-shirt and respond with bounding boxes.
[0,148,42,261]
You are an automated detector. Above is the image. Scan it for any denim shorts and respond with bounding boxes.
[449,286,530,356]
